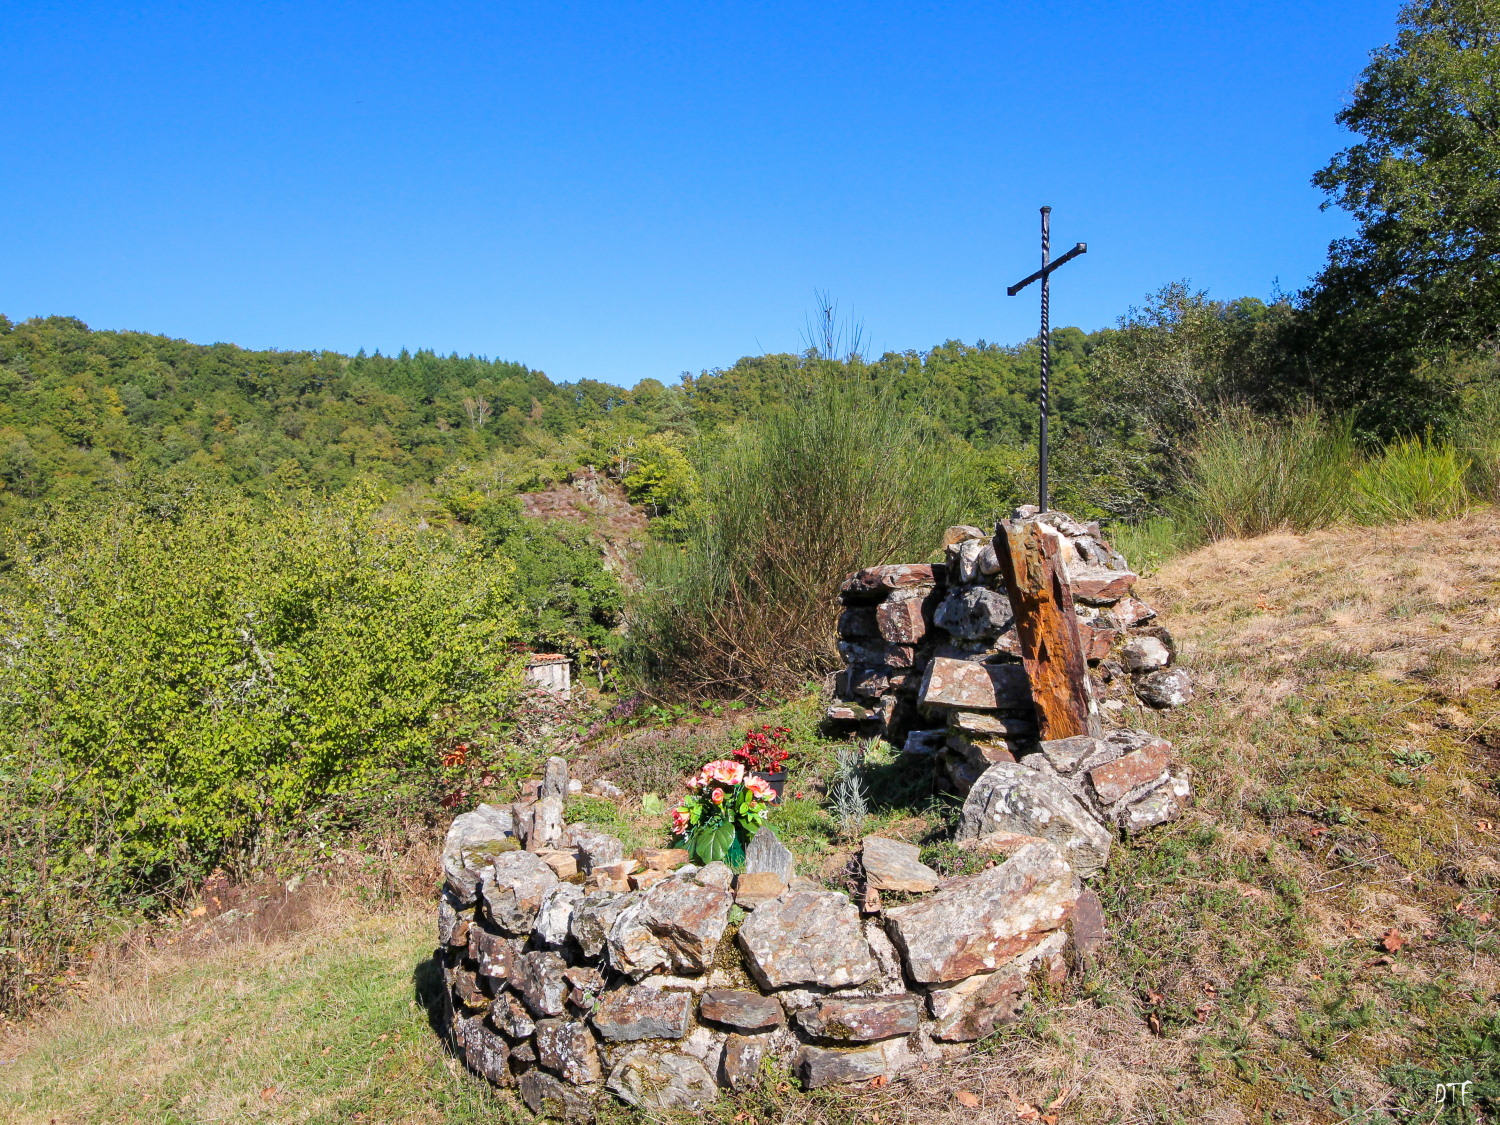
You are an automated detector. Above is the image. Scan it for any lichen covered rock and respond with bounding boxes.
[737,890,877,989]
[480,850,559,935]
[441,804,517,905]
[591,985,693,1041]
[606,876,733,978]
[884,840,1077,984]
[606,1050,718,1111]
[957,761,1112,877]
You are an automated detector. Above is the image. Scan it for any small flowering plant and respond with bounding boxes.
[672,758,778,865]
[732,724,792,774]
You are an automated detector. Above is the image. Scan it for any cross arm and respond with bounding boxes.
[1006,242,1088,296]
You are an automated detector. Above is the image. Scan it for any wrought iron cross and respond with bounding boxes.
[1007,206,1087,513]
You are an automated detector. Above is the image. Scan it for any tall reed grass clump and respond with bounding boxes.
[1353,437,1471,523]
[1115,404,1495,562]
[1175,407,1358,540]
[626,368,973,697]
[1454,383,1500,506]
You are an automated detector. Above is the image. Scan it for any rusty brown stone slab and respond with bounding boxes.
[1086,739,1174,805]
[993,519,1101,741]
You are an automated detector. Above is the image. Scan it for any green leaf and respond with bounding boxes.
[690,819,737,864]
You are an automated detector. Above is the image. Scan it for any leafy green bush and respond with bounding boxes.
[621,434,701,519]
[0,487,523,1013]
[1353,436,1472,524]
[462,494,623,671]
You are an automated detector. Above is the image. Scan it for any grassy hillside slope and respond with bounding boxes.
[3,515,1498,1125]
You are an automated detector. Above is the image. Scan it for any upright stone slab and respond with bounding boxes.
[528,795,566,850]
[743,827,795,884]
[542,755,570,800]
[993,518,1101,740]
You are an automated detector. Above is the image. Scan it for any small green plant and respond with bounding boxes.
[639,792,666,816]
[830,741,872,840]
[1321,802,1360,826]
[1392,746,1435,768]
[671,759,777,865]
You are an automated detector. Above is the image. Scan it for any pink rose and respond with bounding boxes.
[671,807,690,835]
[711,787,725,805]
[746,775,776,803]
[702,759,744,787]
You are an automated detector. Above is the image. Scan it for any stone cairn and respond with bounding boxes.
[827,508,1194,811]
[438,511,1195,1118]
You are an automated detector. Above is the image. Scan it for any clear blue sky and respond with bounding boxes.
[1,1,1398,388]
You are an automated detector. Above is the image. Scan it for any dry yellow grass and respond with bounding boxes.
[4,516,1500,1124]
[1150,510,1500,699]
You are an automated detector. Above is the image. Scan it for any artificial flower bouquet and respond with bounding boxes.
[672,758,778,865]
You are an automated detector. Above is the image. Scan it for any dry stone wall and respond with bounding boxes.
[439,760,1085,1118]
[438,510,1196,1118]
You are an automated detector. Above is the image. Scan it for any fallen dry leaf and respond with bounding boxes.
[955,1090,980,1108]
[869,1074,888,1089]
[1381,927,1406,953]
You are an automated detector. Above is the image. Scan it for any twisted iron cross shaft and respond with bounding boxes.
[1039,206,1051,513]
[1005,207,1087,515]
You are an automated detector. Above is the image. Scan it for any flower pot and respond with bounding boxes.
[753,771,787,801]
